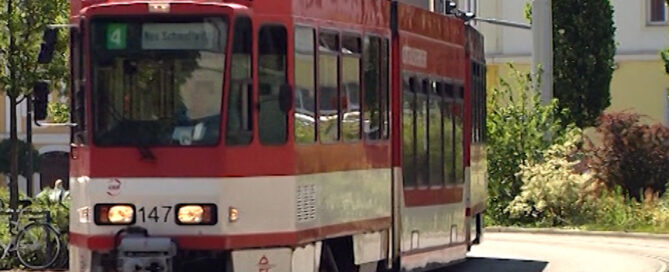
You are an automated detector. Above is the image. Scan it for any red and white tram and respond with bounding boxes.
[39,0,487,271]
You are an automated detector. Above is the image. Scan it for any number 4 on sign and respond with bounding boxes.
[106,23,127,50]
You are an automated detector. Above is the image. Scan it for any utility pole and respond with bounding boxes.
[26,94,33,197]
[531,0,553,104]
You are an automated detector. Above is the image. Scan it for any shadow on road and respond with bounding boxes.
[440,257,549,272]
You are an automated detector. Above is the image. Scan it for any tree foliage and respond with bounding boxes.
[586,112,669,201]
[552,0,617,127]
[486,65,577,224]
[526,0,617,127]
[0,0,69,207]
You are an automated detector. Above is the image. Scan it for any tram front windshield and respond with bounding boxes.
[90,17,228,147]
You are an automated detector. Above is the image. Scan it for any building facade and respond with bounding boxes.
[478,0,669,125]
[399,0,669,125]
[1,96,70,195]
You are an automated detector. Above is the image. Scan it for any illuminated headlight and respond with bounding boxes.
[176,204,217,225]
[95,204,135,225]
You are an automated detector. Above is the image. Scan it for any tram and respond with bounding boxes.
[35,0,487,271]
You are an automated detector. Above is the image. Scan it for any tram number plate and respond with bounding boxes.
[138,206,172,223]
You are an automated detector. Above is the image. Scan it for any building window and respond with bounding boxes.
[649,0,668,24]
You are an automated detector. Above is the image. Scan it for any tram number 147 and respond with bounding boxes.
[138,206,173,223]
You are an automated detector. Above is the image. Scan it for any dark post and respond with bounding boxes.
[26,94,33,197]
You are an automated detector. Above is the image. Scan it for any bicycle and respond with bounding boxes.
[0,199,61,269]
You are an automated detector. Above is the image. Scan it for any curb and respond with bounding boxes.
[485,226,669,240]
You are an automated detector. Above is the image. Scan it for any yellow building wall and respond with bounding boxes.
[607,60,669,124]
[486,60,669,126]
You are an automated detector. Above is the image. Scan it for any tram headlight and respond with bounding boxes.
[176,204,217,225]
[94,204,135,225]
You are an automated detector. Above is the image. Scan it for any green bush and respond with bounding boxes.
[506,130,596,226]
[486,65,576,225]
[586,112,669,200]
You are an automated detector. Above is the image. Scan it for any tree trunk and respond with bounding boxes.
[9,97,18,211]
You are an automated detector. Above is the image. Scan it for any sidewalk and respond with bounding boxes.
[486,226,669,240]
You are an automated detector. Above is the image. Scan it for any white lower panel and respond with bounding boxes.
[70,169,391,238]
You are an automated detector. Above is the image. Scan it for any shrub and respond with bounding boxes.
[486,65,576,224]
[586,112,669,200]
[506,129,596,226]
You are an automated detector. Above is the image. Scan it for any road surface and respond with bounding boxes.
[441,231,669,272]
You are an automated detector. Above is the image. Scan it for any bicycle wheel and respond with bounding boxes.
[15,222,61,269]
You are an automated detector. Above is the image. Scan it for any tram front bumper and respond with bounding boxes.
[116,235,177,272]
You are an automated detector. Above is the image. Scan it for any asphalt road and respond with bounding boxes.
[440,232,669,272]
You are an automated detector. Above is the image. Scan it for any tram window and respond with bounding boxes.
[227,17,253,146]
[481,66,487,142]
[455,86,465,184]
[294,26,317,143]
[341,34,361,142]
[363,36,382,140]
[381,38,390,139]
[71,27,87,144]
[258,25,288,145]
[318,31,340,143]
[415,79,429,187]
[402,76,416,187]
[443,83,455,184]
[429,81,443,187]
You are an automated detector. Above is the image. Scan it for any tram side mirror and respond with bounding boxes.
[37,28,58,64]
[279,84,293,113]
[33,81,50,121]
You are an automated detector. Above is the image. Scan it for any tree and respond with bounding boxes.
[0,0,68,209]
[552,0,617,128]
[525,0,617,127]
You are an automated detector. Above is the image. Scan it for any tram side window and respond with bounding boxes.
[71,27,86,144]
[481,65,487,142]
[258,25,288,145]
[363,36,382,140]
[294,26,317,143]
[454,86,465,184]
[227,17,253,145]
[318,31,340,143]
[416,79,429,187]
[341,34,362,142]
[381,38,390,139]
[428,81,443,187]
[402,76,416,187]
[443,83,455,184]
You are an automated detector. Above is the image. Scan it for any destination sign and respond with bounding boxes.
[142,23,222,51]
